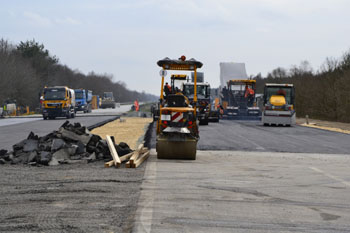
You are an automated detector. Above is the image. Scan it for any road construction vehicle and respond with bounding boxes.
[42,86,76,120]
[182,72,211,125]
[101,92,116,109]
[262,83,296,126]
[156,56,202,160]
[221,80,260,119]
[74,89,93,113]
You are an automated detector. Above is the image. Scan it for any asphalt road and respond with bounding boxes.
[136,120,350,232]
[2,114,350,233]
[0,105,132,151]
[150,120,350,154]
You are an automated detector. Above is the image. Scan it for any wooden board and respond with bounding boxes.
[106,135,121,167]
[129,144,144,166]
[104,160,114,168]
[133,151,150,168]
[120,151,134,162]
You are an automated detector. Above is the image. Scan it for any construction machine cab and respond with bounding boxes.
[227,80,256,106]
[222,79,260,118]
[264,84,295,106]
[156,56,203,160]
[170,74,187,94]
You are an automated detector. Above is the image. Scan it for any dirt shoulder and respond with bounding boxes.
[91,117,152,150]
[297,117,350,134]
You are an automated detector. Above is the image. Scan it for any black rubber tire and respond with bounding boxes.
[43,116,47,120]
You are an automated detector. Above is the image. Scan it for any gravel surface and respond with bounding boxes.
[0,161,146,232]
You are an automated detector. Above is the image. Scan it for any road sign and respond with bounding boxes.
[159,69,167,77]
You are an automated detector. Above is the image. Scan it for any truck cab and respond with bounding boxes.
[42,86,75,120]
[182,81,211,125]
[74,89,92,113]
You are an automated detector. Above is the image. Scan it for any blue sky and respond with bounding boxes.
[1,0,350,95]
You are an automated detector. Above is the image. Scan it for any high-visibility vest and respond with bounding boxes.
[245,88,254,98]
[134,100,139,111]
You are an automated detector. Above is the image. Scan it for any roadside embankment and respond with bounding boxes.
[297,117,350,134]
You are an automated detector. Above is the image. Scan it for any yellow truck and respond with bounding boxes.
[42,86,76,120]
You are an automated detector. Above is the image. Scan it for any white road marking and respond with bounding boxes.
[310,166,350,187]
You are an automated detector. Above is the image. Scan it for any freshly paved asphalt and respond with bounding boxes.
[150,120,350,154]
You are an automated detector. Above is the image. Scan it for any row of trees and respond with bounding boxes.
[0,39,156,110]
[253,52,350,123]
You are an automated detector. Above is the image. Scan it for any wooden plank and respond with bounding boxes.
[133,151,150,168]
[140,147,148,154]
[129,144,144,167]
[104,160,114,168]
[106,135,121,167]
[120,151,134,162]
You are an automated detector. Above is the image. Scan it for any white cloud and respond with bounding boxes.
[55,17,81,25]
[23,11,52,27]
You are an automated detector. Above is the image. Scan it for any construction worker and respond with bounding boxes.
[277,89,286,97]
[134,99,139,111]
[164,82,171,99]
[217,104,224,118]
[244,84,255,98]
[244,84,255,106]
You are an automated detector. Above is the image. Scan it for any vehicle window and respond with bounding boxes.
[44,88,66,100]
[266,87,292,104]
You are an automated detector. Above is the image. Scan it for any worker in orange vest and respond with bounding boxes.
[244,84,255,98]
[134,100,139,111]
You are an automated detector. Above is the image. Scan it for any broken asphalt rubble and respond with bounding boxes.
[0,121,133,166]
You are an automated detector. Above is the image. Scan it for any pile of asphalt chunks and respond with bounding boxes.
[0,121,132,166]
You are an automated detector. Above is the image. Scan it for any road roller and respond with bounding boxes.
[156,56,203,160]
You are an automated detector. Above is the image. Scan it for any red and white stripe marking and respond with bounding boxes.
[171,112,183,122]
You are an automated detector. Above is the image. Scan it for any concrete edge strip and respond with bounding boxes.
[132,151,157,233]
[87,116,120,131]
[131,121,156,232]
[300,123,350,135]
